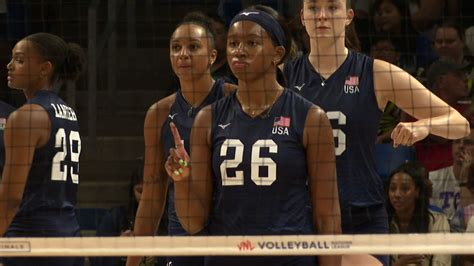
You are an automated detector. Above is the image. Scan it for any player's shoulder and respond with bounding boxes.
[148,93,176,114]
[145,93,177,127]
[305,105,328,127]
[8,103,49,128]
[373,58,400,72]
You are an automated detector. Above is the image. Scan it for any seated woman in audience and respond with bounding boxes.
[387,162,451,266]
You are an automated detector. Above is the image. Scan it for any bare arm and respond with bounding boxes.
[304,106,341,266]
[374,59,470,147]
[166,106,213,234]
[127,98,172,266]
[0,104,49,235]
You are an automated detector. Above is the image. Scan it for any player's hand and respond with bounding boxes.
[391,121,429,148]
[165,122,190,182]
[392,254,425,265]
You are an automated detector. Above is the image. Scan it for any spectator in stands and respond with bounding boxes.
[409,0,458,33]
[370,35,416,74]
[434,21,473,65]
[372,0,417,60]
[387,162,451,266]
[429,128,474,229]
[432,21,474,96]
[404,59,471,173]
[372,0,435,70]
[458,158,474,224]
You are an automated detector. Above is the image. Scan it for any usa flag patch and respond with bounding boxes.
[344,76,359,86]
[273,116,290,127]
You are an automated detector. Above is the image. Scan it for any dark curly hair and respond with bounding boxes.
[176,11,217,50]
[24,33,86,83]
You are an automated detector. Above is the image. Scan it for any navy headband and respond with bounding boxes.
[230,10,287,47]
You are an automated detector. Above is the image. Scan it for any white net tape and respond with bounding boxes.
[0,234,473,257]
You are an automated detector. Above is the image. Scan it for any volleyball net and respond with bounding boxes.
[0,234,473,257]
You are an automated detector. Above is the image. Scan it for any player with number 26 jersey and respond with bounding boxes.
[209,89,314,236]
[7,90,81,235]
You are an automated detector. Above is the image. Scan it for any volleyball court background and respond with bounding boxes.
[0,0,474,265]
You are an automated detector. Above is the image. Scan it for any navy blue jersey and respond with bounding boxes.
[0,101,15,174]
[208,89,314,236]
[7,90,81,235]
[161,79,225,236]
[284,51,383,209]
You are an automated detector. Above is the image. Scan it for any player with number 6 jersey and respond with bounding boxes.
[284,2,469,264]
[284,49,384,228]
[0,32,85,266]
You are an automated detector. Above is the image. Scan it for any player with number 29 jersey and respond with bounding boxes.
[6,90,81,235]
[209,89,314,236]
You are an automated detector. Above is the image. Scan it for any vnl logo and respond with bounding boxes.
[237,240,255,251]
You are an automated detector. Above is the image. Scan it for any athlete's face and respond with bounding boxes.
[434,27,464,61]
[227,20,283,82]
[7,40,48,90]
[389,172,419,214]
[301,0,354,42]
[170,24,217,81]
[373,1,402,34]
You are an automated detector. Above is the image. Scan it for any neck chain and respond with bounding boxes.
[313,67,327,87]
[237,90,282,118]
[319,74,327,87]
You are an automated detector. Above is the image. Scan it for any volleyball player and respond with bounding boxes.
[0,32,85,266]
[166,5,341,266]
[126,12,235,266]
[283,0,470,264]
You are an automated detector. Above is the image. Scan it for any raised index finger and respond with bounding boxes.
[170,122,183,148]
